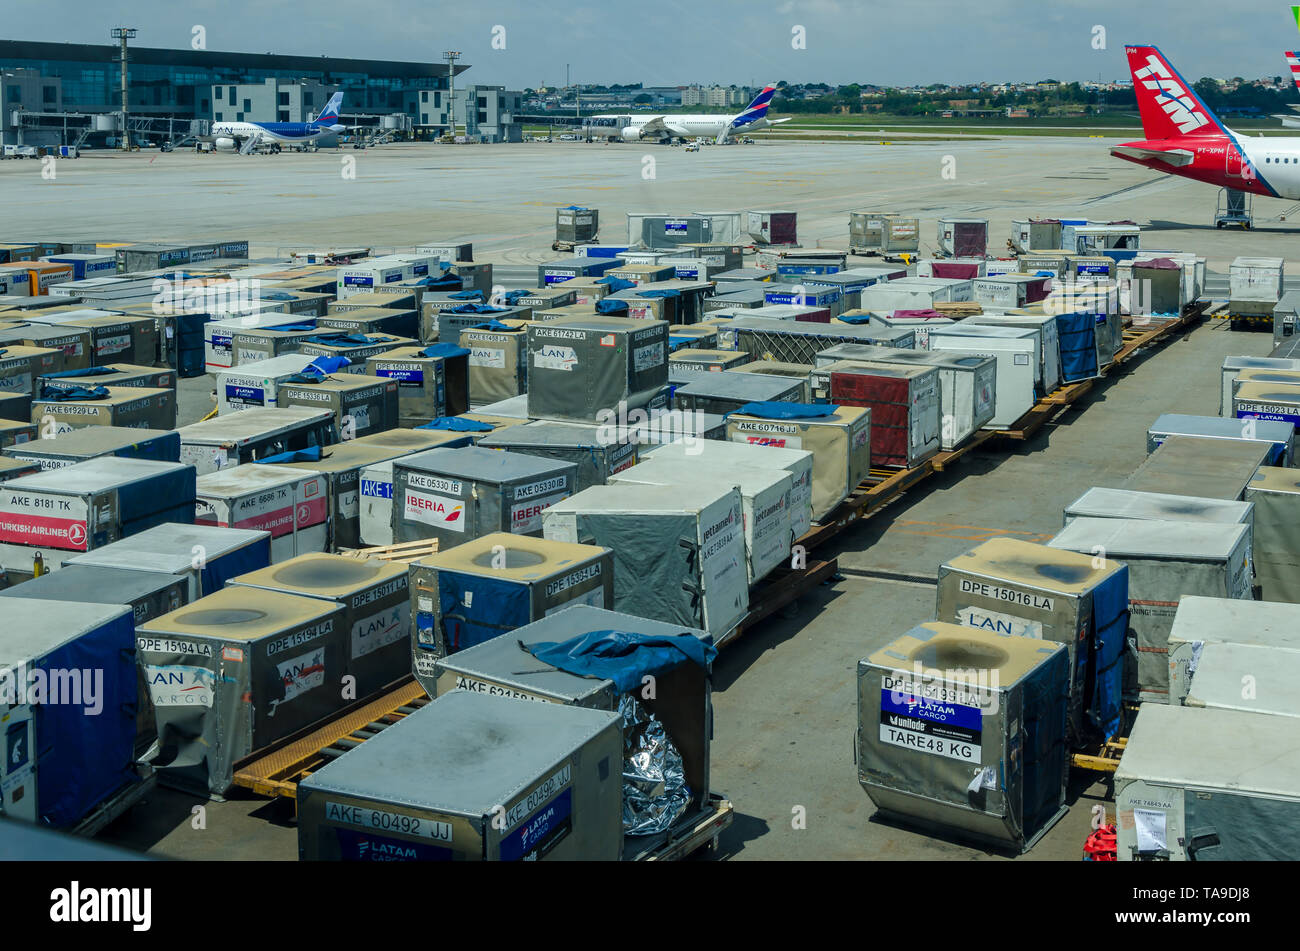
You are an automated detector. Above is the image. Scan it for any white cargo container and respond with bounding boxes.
[215,354,316,413]
[1244,466,1300,603]
[1184,642,1300,718]
[1115,704,1300,860]
[177,407,336,475]
[927,325,1039,428]
[965,313,1062,395]
[204,310,302,372]
[337,261,414,298]
[1167,597,1300,704]
[195,463,329,562]
[1229,256,1284,303]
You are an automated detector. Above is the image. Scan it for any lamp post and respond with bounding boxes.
[111,26,137,151]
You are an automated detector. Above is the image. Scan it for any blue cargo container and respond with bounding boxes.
[537,257,621,285]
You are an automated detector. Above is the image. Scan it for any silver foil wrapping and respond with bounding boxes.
[619,693,691,835]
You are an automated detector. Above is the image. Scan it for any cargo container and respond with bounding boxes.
[849,213,919,252]
[543,481,748,639]
[972,275,1051,310]
[477,419,638,493]
[177,407,336,475]
[736,361,813,402]
[352,432,477,547]
[828,364,941,468]
[448,324,525,407]
[298,689,623,860]
[1166,597,1300,704]
[65,522,270,601]
[538,257,621,286]
[717,316,916,363]
[0,268,32,297]
[1010,218,1062,254]
[628,213,716,248]
[1183,642,1300,718]
[31,386,175,434]
[0,600,136,826]
[113,243,190,273]
[227,553,409,699]
[215,353,315,413]
[1230,366,1300,399]
[38,362,173,395]
[0,344,59,397]
[408,532,614,685]
[203,311,303,372]
[1229,256,1284,323]
[295,332,416,370]
[317,307,419,340]
[195,463,328,562]
[1220,355,1300,416]
[1064,486,1254,533]
[363,345,464,422]
[275,373,398,440]
[937,217,988,258]
[763,285,842,317]
[0,456,196,577]
[337,261,414,298]
[41,253,115,280]
[1275,290,1300,349]
[1147,412,1293,466]
[415,241,474,263]
[228,325,317,365]
[1114,704,1300,860]
[1,425,178,470]
[29,312,156,367]
[433,306,530,345]
[611,458,792,584]
[1070,224,1140,256]
[936,537,1129,742]
[674,371,804,417]
[1128,257,1188,316]
[0,419,35,449]
[927,325,1039,428]
[964,314,1062,395]
[556,205,599,245]
[393,445,578,546]
[725,403,870,521]
[1234,381,1300,433]
[669,348,751,375]
[1048,517,1251,703]
[137,587,346,795]
[526,317,668,424]
[746,210,796,245]
[1124,434,1270,501]
[326,291,418,315]
[857,621,1069,852]
[1244,466,1300,602]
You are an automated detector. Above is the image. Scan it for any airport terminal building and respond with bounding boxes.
[0,40,521,145]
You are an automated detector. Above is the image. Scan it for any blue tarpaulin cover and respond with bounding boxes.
[306,355,351,375]
[40,384,110,401]
[447,303,506,315]
[254,446,324,464]
[418,416,493,432]
[597,276,635,292]
[41,366,117,378]
[525,629,717,693]
[449,290,484,300]
[834,314,872,324]
[735,401,838,420]
[1088,566,1130,740]
[1055,312,1100,382]
[416,272,464,290]
[637,288,679,299]
[259,291,296,301]
[419,344,472,359]
[466,320,517,332]
[303,333,389,347]
[561,204,589,211]
[596,298,629,314]
[273,323,318,332]
[500,290,531,305]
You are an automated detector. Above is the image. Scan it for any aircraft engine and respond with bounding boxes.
[214,137,238,152]
[620,125,643,142]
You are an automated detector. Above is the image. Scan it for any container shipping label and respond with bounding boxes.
[227,488,328,537]
[375,365,425,384]
[470,347,505,369]
[405,490,466,531]
[277,647,326,702]
[360,477,392,499]
[633,342,665,372]
[956,578,1054,613]
[0,491,89,550]
[956,605,1043,639]
[224,384,267,407]
[878,686,983,763]
[533,345,579,371]
[352,605,409,659]
[145,664,216,708]
[326,801,452,843]
[510,493,568,534]
[96,333,132,357]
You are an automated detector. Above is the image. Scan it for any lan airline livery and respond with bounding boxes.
[595,85,790,143]
[209,92,345,153]
[1112,45,1300,200]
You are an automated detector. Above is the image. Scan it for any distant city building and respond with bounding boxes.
[681,84,751,107]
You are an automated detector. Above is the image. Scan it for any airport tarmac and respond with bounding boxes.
[43,134,1286,860]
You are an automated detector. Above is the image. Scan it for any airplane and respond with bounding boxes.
[591,85,791,144]
[1271,51,1300,128]
[1111,45,1300,201]
[207,92,346,154]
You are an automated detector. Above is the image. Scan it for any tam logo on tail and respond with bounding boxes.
[1130,50,1209,135]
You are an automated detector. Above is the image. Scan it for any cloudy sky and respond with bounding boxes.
[10,1,1300,88]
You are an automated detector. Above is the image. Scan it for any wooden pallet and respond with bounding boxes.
[230,679,430,801]
[337,538,439,564]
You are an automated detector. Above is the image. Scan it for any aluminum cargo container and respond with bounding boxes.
[297,689,623,860]
[1245,466,1300,602]
[726,404,870,522]
[354,435,477,548]
[751,303,833,323]
[1184,642,1300,718]
[543,482,748,640]
[927,325,1039,428]
[628,213,716,248]
[503,287,577,310]
[368,345,469,422]
[1114,704,1300,860]
[1147,412,1293,466]
[1064,487,1254,532]
[849,211,898,249]
[276,373,398,440]
[669,348,752,373]
[177,407,336,475]
[0,599,135,826]
[526,317,668,424]
[416,241,473,263]
[556,206,599,244]
[680,243,744,271]
[1167,597,1300,704]
[227,553,410,699]
[674,372,803,417]
[737,361,813,402]
[1234,381,1300,433]
[29,312,157,367]
[611,458,792,584]
[1124,434,1270,501]
[965,313,1062,395]
[857,621,1069,852]
[1229,256,1283,304]
[432,605,712,844]
[1230,366,1300,398]
[65,522,270,601]
[644,439,812,539]
[408,532,613,686]
[317,306,419,341]
[857,284,947,314]
[195,463,328,562]
[746,210,796,245]
[936,537,1129,741]
[1070,224,1140,255]
[1,425,178,470]
[0,344,59,396]
[428,306,530,345]
[812,342,916,370]
[0,456,196,577]
[1010,218,1062,254]
[937,217,988,258]
[337,261,413,298]
[718,317,915,363]
[829,364,941,468]
[538,257,620,285]
[605,263,678,286]
[1129,258,1188,316]
[446,261,493,296]
[762,285,842,318]
[477,420,638,492]
[327,291,418,315]
[203,311,302,372]
[296,333,416,369]
[215,353,315,413]
[1052,311,1110,384]
[38,362,173,394]
[1274,290,1300,350]
[229,326,319,365]
[1048,517,1251,703]
[393,445,577,546]
[0,323,94,371]
[137,587,346,795]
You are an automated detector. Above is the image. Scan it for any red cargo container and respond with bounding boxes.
[829,364,942,468]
